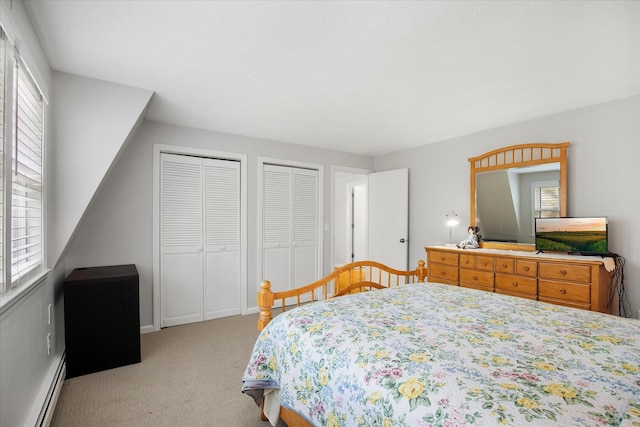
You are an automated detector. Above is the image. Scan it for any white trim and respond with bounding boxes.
[256,157,324,312]
[38,357,65,427]
[0,269,49,315]
[0,1,50,103]
[140,325,154,334]
[152,144,247,331]
[329,165,371,273]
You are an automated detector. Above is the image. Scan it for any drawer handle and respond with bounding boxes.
[440,257,445,261]
[440,271,446,275]
[523,266,530,271]
[512,282,518,287]
[502,263,507,268]
[473,276,478,281]
[464,260,469,264]
[559,270,567,276]
[558,288,566,294]
[481,262,487,266]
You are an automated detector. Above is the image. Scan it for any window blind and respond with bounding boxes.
[11,61,43,284]
[535,186,560,218]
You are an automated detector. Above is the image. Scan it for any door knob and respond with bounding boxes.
[400,238,406,243]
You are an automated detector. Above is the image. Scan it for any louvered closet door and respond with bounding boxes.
[160,153,241,327]
[160,153,204,327]
[262,165,292,293]
[262,165,318,294]
[292,168,319,288]
[203,158,240,320]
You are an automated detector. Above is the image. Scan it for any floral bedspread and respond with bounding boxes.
[242,283,640,426]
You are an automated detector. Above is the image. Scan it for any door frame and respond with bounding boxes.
[330,166,372,270]
[152,144,247,331]
[257,157,324,304]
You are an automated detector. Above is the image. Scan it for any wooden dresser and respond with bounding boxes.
[425,246,613,313]
[335,267,365,294]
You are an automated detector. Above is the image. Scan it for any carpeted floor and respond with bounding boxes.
[50,313,281,426]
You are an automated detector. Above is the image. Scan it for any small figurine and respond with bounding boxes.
[457,226,480,249]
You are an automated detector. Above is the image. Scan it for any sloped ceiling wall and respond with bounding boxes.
[49,71,154,266]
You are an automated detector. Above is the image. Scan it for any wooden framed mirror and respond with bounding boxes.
[469,142,569,251]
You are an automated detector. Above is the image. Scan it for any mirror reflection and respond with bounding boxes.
[475,163,560,244]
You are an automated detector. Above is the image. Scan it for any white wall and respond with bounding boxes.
[64,120,374,329]
[1,5,154,424]
[375,95,640,319]
[50,71,153,265]
[0,1,59,426]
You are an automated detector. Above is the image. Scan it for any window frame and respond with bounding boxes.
[0,27,46,295]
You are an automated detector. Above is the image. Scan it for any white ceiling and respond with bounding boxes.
[24,0,640,156]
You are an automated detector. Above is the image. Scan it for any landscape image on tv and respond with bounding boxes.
[535,217,608,254]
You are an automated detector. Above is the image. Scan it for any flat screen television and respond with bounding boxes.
[534,217,609,255]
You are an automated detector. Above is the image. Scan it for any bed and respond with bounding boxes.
[242,260,640,427]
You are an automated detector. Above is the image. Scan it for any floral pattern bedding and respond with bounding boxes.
[242,283,640,426]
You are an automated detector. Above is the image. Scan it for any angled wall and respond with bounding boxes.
[49,71,154,266]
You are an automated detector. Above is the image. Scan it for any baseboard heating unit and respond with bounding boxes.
[37,356,66,427]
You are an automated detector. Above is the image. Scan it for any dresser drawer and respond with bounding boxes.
[495,273,537,294]
[539,262,591,283]
[460,269,494,287]
[538,279,590,303]
[461,282,494,292]
[476,256,494,271]
[516,260,537,277]
[496,289,538,300]
[430,251,459,266]
[459,254,475,268]
[495,258,514,274]
[431,264,459,282]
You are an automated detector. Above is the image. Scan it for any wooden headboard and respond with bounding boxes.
[257,260,427,330]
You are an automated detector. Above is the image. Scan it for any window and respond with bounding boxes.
[534,183,560,219]
[0,28,45,294]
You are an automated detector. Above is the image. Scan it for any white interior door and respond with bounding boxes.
[161,154,241,327]
[203,158,241,320]
[160,153,204,327]
[368,168,409,270]
[262,165,292,294]
[352,184,368,262]
[262,164,319,294]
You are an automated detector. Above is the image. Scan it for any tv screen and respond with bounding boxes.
[535,217,608,255]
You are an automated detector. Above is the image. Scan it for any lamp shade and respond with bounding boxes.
[445,210,459,227]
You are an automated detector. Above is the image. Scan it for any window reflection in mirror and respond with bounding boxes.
[475,163,560,244]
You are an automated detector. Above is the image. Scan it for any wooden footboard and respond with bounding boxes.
[257,260,426,331]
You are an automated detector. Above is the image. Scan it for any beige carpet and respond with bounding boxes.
[50,313,282,427]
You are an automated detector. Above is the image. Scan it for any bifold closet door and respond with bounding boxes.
[203,159,241,320]
[262,164,319,294]
[160,153,240,327]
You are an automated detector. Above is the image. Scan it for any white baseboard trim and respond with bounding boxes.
[37,355,66,427]
[140,325,154,334]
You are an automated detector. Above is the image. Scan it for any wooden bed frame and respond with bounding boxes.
[255,260,428,426]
